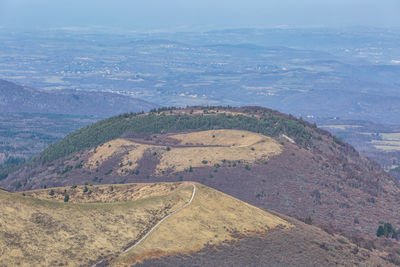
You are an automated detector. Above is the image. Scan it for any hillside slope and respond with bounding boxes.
[3,106,400,240]
[0,182,289,266]
[0,183,191,266]
[0,183,393,266]
[0,79,157,117]
[135,212,394,267]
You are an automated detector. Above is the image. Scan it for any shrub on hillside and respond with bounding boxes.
[377,222,399,240]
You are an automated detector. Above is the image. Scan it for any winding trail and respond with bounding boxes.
[92,184,196,266]
[123,183,196,253]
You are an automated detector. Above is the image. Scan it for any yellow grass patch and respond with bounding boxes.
[112,183,291,266]
[22,182,185,203]
[85,138,138,169]
[0,183,193,266]
[85,130,282,175]
[171,129,265,146]
[157,130,282,173]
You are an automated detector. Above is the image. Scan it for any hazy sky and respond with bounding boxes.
[0,0,399,31]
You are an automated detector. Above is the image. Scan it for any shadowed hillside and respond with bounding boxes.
[136,211,395,267]
[0,79,157,117]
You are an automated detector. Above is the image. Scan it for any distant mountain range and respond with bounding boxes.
[0,79,157,117]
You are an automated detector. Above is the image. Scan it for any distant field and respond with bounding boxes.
[380,133,400,140]
[320,124,362,130]
[371,141,400,151]
[319,121,400,172]
[368,132,400,151]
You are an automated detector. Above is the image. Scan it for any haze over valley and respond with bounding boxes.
[1,0,400,266]
[1,26,400,179]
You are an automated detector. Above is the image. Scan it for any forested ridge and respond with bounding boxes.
[36,106,312,165]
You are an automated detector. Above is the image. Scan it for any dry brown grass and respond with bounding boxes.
[0,183,193,266]
[22,182,185,203]
[171,129,268,146]
[85,130,282,175]
[1,182,291,266]
[85,138,139,169]
[157,130,282,173]
[112,183,291,266]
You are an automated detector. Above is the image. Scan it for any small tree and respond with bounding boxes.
[305,216,312,225]
[377,225,385,237]
[376,223,396,238]
[384,223,394,237]
[64,193,69,202]
[49,189,55,196]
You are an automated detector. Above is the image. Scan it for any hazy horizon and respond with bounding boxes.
[1,0,399,31]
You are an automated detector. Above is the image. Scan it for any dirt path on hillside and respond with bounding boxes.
[92,184,197,267]
[123,183,197,253]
